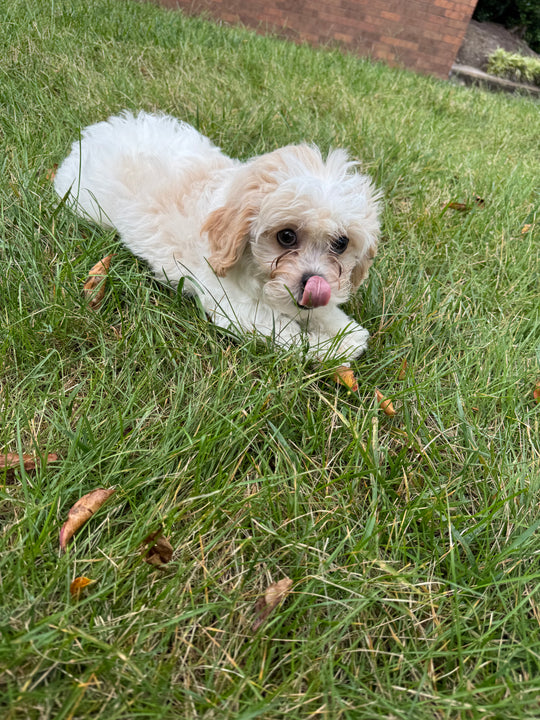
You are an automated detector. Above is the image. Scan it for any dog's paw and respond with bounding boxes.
[336,325,370,360]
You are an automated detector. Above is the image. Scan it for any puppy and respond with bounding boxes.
[55,111,381,360]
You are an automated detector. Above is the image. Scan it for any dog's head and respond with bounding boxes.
[202,144,381,312]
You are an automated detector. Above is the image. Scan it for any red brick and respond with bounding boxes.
[154,0,477,77]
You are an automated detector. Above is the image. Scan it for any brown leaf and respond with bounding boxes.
[70,576,94,598]
[445,196,484,212]
[59,487,116,551]
[398,358,408,380]
[534,381,540,403]
[375,389,396,417]
[46,164,58,182]
[83,255,113,310]
[1,452,58,480]
[252,577,293,632]
[521,224,532,235]
[141,530,174,566]
[332,365,358,392]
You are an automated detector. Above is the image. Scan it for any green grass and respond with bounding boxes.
[1,0,539,718]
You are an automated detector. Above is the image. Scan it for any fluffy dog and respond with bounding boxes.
[55,111,381,360]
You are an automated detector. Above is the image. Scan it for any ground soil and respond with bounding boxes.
[456,20,538,72]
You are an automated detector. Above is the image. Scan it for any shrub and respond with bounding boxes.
[486,47,540,86]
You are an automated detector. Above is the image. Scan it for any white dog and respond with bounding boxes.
[55,111,381,360]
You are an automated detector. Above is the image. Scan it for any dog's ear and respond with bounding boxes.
[202,197,256,277]
[351,244,377,290]
[203,161,271,277]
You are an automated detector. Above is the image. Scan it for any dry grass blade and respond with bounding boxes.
[59,487,116,551]
[252,577,293,631]
[83,254,113,310]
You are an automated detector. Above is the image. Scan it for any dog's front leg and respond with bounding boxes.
[204,294,305,350]
[306,306,370,361]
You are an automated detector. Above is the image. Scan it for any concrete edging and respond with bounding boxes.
[450,63,540,96]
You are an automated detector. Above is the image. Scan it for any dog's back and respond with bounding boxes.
[55,111,232,229]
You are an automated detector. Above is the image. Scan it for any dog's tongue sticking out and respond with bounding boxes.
[301,275,331,308]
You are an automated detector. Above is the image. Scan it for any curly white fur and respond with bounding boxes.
[55,111,381,360]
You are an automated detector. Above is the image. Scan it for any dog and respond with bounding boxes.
[55,111,381,360]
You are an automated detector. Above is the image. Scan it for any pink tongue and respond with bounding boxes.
[301,275,331,308]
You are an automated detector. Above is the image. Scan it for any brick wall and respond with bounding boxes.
[153,0,477,78]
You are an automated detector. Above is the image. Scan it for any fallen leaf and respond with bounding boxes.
[141,530,174,566]
[398,358,408,380]
[70,576,94,598]
[46,164,58,182]
[59,487,116,551]
[375,389,396,417]
[333,365,358,391]
[83,254,113,310]
[445,197,484,212]
[1,452,58,480]
[534,381,540,403]
[252,577,293,632]
[521,224,532,234]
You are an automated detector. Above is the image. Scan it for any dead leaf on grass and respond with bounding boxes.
[398,358,408,380]
[445,201,469,212]
[375,389,396,417]
[46,164,58,182]
[521,224,532,234]
[70,576,94,598]
[252,577,293,632]
[83,254,113,310]
[332,365,358,392]
[59,487,116,551]
[1,452,58,481]
[534,381,540,403]
[141,529,174,566]
[445,196,484,212]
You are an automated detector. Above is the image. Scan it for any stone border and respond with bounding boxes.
[450,63,540,96]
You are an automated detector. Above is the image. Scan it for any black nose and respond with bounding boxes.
[301,273,314,291]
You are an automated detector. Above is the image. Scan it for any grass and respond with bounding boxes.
[0,0,539,717]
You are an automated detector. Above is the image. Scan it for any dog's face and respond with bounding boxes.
[203,145,381,312]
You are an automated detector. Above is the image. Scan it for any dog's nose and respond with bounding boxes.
[300,274,331,308]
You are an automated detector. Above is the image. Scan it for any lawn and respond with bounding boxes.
[0,1,539,718]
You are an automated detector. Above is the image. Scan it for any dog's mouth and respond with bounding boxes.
[296,275,332,309]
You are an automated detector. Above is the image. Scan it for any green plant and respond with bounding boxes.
[487,48,540,85]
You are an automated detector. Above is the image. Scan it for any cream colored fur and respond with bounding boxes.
[55,111,381,360]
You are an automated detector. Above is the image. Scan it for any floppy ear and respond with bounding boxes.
[202,196,256,277]
[202,159,273,277]
[351,244,377,290]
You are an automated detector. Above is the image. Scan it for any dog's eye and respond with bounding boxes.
[277,229,297,248]
[331,236,349,254]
